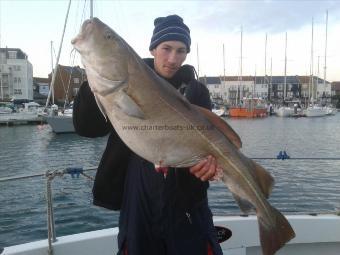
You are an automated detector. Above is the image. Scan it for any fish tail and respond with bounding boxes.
[258,206,295,255]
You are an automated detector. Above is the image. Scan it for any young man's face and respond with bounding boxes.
[150,41,188,79]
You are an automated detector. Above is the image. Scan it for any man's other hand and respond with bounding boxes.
[189,155,222,181]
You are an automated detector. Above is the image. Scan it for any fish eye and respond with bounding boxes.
[105,31,114,40]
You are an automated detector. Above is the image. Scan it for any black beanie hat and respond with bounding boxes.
[149,14,191,53]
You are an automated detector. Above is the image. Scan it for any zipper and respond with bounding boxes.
[186,212,192,224]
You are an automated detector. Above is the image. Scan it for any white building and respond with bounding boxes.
[203,76,256,105]
[0,48,33,101]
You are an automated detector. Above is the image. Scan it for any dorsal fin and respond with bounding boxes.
[193,105,242,149]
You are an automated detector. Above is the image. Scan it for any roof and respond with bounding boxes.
[221,76,254,82]
[297,75,329,84]
[33,77,50,84]
[60,65,85,75]
[331,81,340,90]
[0,48,28,59]
[269,76,299,84]
[199,75,305,85]
[199,76,221,84]
[49,65,86,76]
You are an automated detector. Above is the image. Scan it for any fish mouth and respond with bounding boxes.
[71,19,96,46]
[71,37,79,45]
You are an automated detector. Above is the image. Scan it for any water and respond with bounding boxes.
[1,115,340,247]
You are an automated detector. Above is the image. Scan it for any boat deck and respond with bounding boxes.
[2,214,340,255]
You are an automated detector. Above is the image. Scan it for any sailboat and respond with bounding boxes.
[275,33,302,118]
[304,16,328,117]
[228,27,267,118]
[44,2,77,133]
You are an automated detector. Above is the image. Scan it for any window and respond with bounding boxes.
[2,74,8,83]
[18,77,21,83]
[14,77,17,83]
[14,89,22,95]
[73,78,80,84]
[8,51,17,59]
[0,53,6,63]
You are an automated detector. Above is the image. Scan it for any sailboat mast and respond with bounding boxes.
[50,41,55,104]
[283,32,287,101]
[0,78,3,101]
[196,43,200,78]
[90,0,93,19]
[270,57,272,101]
[310,18,314,103]
[222,43,226,102]
[264,33,267,86]
[254,65,256,98]
[323,10,328,99]
[237,26,243,105]
[45,0,72,107]
[223,43,226,80]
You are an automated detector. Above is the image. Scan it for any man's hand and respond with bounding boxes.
[189,155,222,181]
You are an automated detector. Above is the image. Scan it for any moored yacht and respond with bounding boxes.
[304,105,327,117]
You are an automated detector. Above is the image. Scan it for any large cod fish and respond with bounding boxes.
[72,18,295,255]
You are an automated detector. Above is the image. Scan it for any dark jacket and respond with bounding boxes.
[73,58,212,211]
[73,59,222,255]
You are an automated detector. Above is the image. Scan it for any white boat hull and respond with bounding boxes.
[45,115,75,133]
[212,108,227,117]
[276,107,294,117]
[304,106,328,117]
[0,112,42,124]
[2,214,340,255]
[325,106,337,115]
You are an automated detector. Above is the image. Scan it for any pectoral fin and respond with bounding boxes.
[193,105,242,149]
[85,63,126,96]
[115,90,145,119]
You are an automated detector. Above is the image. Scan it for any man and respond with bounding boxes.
[73,14,223,255]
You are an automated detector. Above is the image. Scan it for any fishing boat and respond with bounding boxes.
[229,98,267,118]
[2,214,340,255]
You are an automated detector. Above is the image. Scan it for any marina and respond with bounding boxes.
[0,1,340,254]
[1,114,340,251]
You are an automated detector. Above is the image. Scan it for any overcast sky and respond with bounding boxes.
[1,0,340,81]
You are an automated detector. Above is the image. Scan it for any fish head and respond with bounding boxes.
[71,17,128,82]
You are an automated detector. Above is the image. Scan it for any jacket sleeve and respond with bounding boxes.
[174,79,212,211]
[92,130,131,210]
[73,81,111,137]
[74,81,132,210]
[185,80,212,110]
